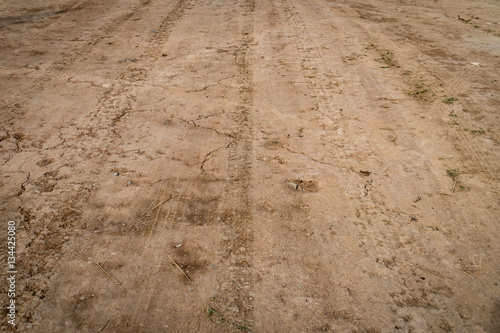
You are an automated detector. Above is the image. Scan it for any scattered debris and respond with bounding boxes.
[398,260,454,282]
[167,254,191,282]
[73,250,122,288]
[286,179,319,192]
[359,170,371,176]
[414,196,421,203]
[461,258,485,278]
[118,58,137,63]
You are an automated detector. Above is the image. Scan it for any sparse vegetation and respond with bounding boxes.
[458,15,475,24]
[407,83,429,98]
[471,127,486,134]
[442,97,458,104]
[406,79,433,100]
[446,167,465,192]
[207,307,216,319]
[375,51,398,68]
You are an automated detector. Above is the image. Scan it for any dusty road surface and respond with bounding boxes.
[1,0,500,332]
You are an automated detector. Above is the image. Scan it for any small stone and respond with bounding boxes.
[79,296,85,301]
[287,182,298,190]
[175,244,182,248]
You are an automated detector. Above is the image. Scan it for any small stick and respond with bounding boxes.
[398,260,454,282]
[130,193,177,229]
[97,318,112,332]
[151,195,175,211]
[67,206,82,213]
[167,254,191,282]
[73,250,122,288]
[154,187,168,226]
[130,180,163,227]
[461,258,484,278]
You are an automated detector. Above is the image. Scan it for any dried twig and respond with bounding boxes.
[461,258,484,278]
[151,195,175,211]
[67,206,82,213]
[97,318,112,332]
[154,185,168,227]
[398,260,454,282]
[167,254,191,282]
[130,180,163,227]
[130,182,177,228]
[73,250,122,288]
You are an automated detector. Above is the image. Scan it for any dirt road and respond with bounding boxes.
[1,0,499,331]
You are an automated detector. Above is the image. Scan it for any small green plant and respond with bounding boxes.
[207,307,216,318]
[237,326,248,331]
[458,15,474,23]
[375,51,398,68]
[446,167,464,192]
[471,127,486,134]
[442,97,458,104]
[448,111,458,117]
[403,70,412,75]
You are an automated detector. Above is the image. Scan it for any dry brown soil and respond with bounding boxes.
[1,0,500,332]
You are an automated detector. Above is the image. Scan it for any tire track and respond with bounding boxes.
[325,0,499,181]
[211,0,256,329]
[2,0,153,119]
[279,0,340,127]
[75,0,192,153]
[278,0,377,163]
[7,1,192,327]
